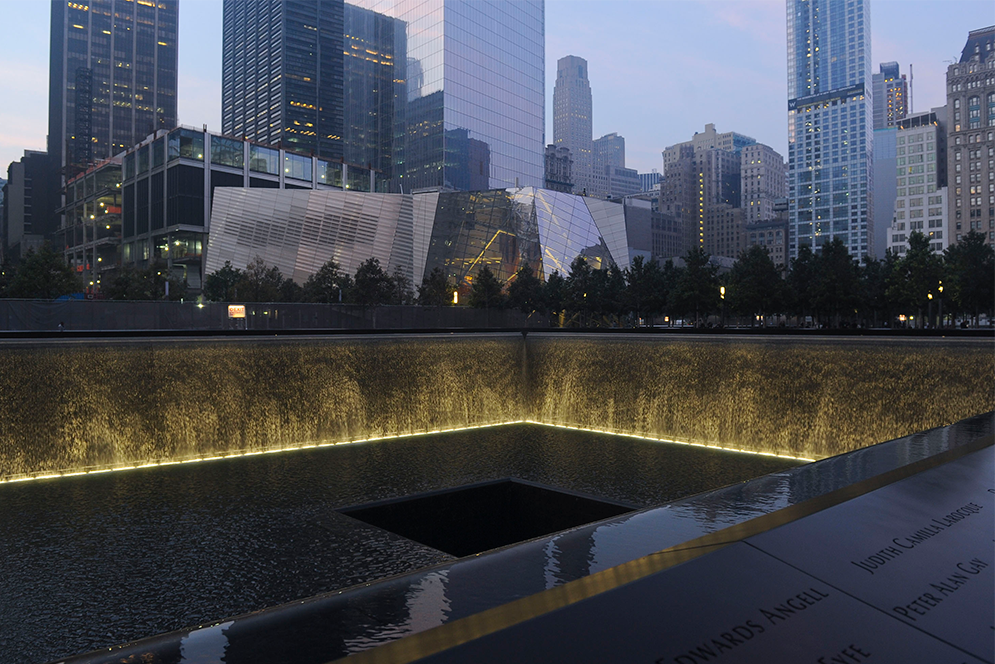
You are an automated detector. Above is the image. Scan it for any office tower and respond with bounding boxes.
[594,132,625,171]
[222,1,346,160]
[872,125,898,258]
[786,0,873,260]
[591,133,638,199]
[342,3,407,178]
[661,124,754,252]
[554,55,593,195]
[741,143,787,224]
[872,62,908,130]
[49,0,178,174]
[946,26,994,249]
[887,109,948,256]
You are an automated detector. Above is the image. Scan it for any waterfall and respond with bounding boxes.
[0,334,991,480]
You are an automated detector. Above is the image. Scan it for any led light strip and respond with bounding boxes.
[0,419,813,484]
[523,420,816,462]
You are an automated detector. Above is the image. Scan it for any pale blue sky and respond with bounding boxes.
[1,0,992,176]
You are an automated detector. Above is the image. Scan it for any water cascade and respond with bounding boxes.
[0,334,991,480]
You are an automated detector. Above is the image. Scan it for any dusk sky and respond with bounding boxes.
[0,0,992,177]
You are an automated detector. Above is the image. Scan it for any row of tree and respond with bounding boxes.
[474,231,991,329]
[2,231,992,329]
[196,230,992,329]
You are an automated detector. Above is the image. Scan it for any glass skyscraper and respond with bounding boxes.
[223,0,543,193]
[348,0,545,192]
[786,0,873,259]
[222,0,347,160]
[49,0,179,173]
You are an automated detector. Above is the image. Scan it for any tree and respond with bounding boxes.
[4,246,81,299]
[203,261,243,302]
[859,252,898,328]
[238,256,285,302]
[787,244,818,323]
[887,232,943,328]
[726,245,784,326]
[813,237,861,328]
[388,265,414,305]
[543,270,567,320]
[624,255,664,325]
[302,258,349,303]
[599,263,627,322]
[278,277,303,303]
[565,256,598,323]
[944,230,995,326]
[351,257,394,306]
[468,265,506,308]
[417,267,453,306]
[671,246,720,326]
[506,264,544,315]
[97,260,185,301]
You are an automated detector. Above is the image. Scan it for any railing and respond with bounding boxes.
[0,299,541,332]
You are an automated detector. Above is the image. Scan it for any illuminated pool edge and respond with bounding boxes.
[0,420,815,485]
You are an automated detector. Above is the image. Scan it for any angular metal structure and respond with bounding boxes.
[207,187,634,291]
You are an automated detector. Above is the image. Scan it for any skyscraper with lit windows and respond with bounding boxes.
[222,1,347,161]
[786,0,873,260]
[49,0,179,174]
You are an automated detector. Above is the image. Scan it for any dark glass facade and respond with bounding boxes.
[343,3,406,180]
[222,0,345,160]
[49,0,178,174]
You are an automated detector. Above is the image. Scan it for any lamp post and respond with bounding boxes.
[937,281,944,329]
[719,286,726,328]
[927,292,933,329]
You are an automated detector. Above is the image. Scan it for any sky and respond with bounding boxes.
[0,0,992,177]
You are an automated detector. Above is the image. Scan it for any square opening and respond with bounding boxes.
[338,478,638,557]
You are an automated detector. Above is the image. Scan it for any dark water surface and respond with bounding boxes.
[0,424,798,663]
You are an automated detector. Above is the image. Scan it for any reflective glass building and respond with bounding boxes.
[222,0,543,193]
[49,0,179,173]
[206,187,630,295]
[786,0,873,259]
[351,0,545,191]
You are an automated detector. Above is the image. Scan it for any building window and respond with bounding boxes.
[168,129,205,162]
[211,135,244,169]
[284,153,312,182]
[249,145,279,175]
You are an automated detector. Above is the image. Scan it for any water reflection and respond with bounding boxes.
[179,621,233,664]
[0,424,797,663]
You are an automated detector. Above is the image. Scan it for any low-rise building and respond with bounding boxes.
[117,127,375,291]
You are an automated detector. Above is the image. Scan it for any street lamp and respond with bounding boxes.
[937,281,944,329]
[719,286,726,328]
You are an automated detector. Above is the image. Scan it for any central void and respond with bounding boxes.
[0,424,801,664]
[340,478,638,557]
